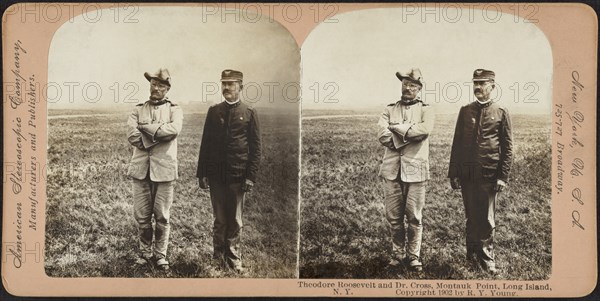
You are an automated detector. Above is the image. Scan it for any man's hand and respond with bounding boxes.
[198,177,209,190]
[450,177,461,190]
[494,179,506,192]
[241,179,254,192]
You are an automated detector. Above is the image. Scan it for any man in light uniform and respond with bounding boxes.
[127,68,183,270]
[377,68,434,272]
[448,69,513,274]
[197,69,262,273]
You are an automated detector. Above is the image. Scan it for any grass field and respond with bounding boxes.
[299,112,552,280]
[45,107,299,278]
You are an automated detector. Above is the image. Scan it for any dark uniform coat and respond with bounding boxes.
[448,101,513,182]
[196,101,261,183]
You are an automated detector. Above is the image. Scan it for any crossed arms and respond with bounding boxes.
[127,106,184,150]
[377,105,434,150]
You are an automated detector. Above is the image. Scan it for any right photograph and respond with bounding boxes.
[299,7,552,280]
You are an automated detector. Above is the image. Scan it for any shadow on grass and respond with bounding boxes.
[300,256,387,279]
[300,256,434,279]
[422,259,464,280]
[300,256,495,280]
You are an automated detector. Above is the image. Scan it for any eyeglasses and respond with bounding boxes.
[402,80,421,90]
[151,82,169,89]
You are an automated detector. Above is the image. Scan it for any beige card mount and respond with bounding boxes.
[2,3,597,298]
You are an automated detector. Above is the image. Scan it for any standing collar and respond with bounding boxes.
[398,97,421,106]
[224,100,241,108]
[475,99,493,108]
[147,98,168,106]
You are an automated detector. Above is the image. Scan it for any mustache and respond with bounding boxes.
[474,89,482,93]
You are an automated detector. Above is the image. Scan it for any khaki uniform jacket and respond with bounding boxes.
[127,100,183,182]
[378,100,434,182]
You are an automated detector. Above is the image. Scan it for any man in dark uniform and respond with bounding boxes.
[127,68,183,270]
[196,69,261,273]
[448,69,513,274]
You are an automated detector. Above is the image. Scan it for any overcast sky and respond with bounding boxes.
[48,6,300,110]
[301,7,553,114]
[49,6,552,114]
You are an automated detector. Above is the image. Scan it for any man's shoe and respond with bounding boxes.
[213,253,225,269]
[226,259,247,275]
[487,266,499,275]
[388,251,406,267]
[156,258,170,271]
[407,258,423,272]
[135,253,152,265]
[466,253,479,269]
[135,257,148,265]
[232,265,247,274]
[388,257,404,267]
[227,262,247,275]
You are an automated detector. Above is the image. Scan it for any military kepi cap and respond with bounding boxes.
[221,69,243,82]
[144,68,171,87]
[396,68,423,86]
[472,69,495,81]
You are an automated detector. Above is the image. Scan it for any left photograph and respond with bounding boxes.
[45,6,300,278]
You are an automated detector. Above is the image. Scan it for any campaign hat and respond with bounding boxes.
[144,68,171,86]
[396,68,423,86]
